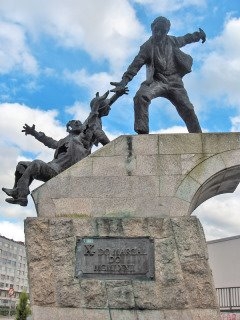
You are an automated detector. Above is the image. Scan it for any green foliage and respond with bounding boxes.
[15,291,31,320]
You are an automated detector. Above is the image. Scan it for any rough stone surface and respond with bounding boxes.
[25,216,220,319]
[32,133,240,218]
[26,133,236,320]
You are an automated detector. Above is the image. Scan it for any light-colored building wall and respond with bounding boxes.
[207,235,240,288]
[0,235,29,308]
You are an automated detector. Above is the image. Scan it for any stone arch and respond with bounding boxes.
[176,149,240,215]
[189,165,240,214]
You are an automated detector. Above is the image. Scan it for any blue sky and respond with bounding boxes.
[1,0,240,241]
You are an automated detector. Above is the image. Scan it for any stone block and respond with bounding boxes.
[80,279,108,308]
[50,237,75,267]
[190,308,221,320]
[82,309,111,320]
[91,140,115,157]
[34,199,56,217]
[202,133,240,153]
[106,281,135,308]
[158,154,182,175]
[25,218,50,261]
[49,219,74,240]
[161,284,189,309]
[132,134,159,155]
[184,274,218,308]
[110,309,138,320]
[25,218,56,306]
[221,149,240,167]
[56,282,82,307]
[176,175,201,202]
[31,186,56,217]
[92,155,133,176]
[168,197,190,216]
[158,134,202,154]
[159,174,183,197]
[134,155,159,176]
[163,309,193,320]
[73,218,95,237]
[54,197,92,217]
[42,175,72,198]
[67,156,93,177]
[28,260,55,306]
[57,308,85,320]
[31,306,59,320]
[170,217,208,261]
[147,217,172,239]
[189,154,226,185]
[155,238,184,284]
[114,135,158,156]
[121,218,149,237]
[95,217,125,236]
[132,281,162,309]
[133,196,169,217]
[137,310,165,320]
[181,153,213,175]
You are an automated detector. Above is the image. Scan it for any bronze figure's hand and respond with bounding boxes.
[22,124,36,136]
[110,80,128,93]
[199,28,206,43]
[91,91,110,113]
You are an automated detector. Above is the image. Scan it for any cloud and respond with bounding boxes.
[230,116,240,132]
[151,126,188,134]
[65,101,90,123]
[0,221,25,242]
[0,103,65,154]
[132,0,206,14]
[0,102,66,220]
[188,17,240,110]
[0,21,38,75]
[64,69,112,96]
[0,0,144,71]
[193,186,240,240]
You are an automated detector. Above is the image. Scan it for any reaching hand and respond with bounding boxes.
[111,85,129,96]
[91,91,110,113]
[110,80,128,93]
[22,124,36,136]
[199,28,206,43]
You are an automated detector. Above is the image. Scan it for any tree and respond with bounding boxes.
[15,291,31,320]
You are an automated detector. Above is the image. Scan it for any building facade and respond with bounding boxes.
[0,235,29,308]
[207,235,240,312]
[207,235,240,288]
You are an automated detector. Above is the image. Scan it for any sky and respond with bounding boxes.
[0,0,240,242]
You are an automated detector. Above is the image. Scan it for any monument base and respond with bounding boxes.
[25,216,220,320]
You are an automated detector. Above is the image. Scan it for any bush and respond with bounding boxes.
[15,291,31,320]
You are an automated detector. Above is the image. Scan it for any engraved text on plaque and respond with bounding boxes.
[75,237,154,280]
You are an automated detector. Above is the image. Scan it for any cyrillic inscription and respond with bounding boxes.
[75,237,154,280]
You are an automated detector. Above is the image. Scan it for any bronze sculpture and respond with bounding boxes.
[111,16,206,134]
[2,88,128,206]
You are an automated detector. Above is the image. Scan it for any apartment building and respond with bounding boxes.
[0,235,29,308]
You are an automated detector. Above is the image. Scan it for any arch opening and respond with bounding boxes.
[189,165,240,215]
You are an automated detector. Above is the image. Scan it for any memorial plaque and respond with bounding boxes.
[75,237,155,280]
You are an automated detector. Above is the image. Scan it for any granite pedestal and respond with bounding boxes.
[25,133,240,320]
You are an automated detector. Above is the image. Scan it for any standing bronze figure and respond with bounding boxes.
[111,16,206,134]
